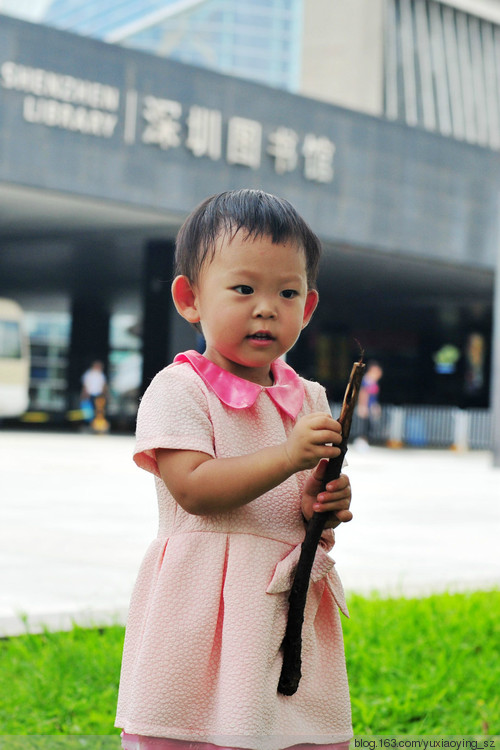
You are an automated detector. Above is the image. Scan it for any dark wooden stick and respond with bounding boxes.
[278,357,366,696]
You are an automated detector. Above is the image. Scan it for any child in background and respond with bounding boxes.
[355,361,383,450]
[116,189,354,750]
[80,360,107,420]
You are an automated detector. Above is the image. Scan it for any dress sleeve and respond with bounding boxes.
[133,364,215,477]
[314,382,332,415]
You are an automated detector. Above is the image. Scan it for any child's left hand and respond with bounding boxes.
[301,458,352,529]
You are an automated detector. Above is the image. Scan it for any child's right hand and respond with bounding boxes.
[283,412,342,472]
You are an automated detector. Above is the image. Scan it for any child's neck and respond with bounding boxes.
[203,349,274,387]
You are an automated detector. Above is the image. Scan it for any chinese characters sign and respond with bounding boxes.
[137,94,335,182]
[1,61,336,184]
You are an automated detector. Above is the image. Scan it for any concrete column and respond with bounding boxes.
[67,296,110,407]
[452,408,469,452]
[492,238,500,466]
[387,406,404,448]
[67,241,115,409]
[300,0,384,115]
[141,239,201,396]
[141,240,176,395]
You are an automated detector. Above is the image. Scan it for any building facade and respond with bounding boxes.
[0,11,498,451]
[39,0,500,137]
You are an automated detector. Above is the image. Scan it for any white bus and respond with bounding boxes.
[0,298,30,418]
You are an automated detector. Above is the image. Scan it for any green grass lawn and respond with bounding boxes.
[0,590,498,738]
[344,591,499,735]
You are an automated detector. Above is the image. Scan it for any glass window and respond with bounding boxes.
[43,0,302,92]
[24,311,70,411]
[0,321,22,359]
[108,313,142,420]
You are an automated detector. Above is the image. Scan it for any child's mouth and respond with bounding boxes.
[248,331,274,340]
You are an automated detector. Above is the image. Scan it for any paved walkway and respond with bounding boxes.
[1,430,499,636]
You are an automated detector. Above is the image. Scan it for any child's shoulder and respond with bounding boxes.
[141,360,210,407]
[147,359,203,387]
[299,374,325,395]
[297,374,329,411]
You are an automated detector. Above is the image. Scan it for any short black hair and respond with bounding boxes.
[174,189,322,289]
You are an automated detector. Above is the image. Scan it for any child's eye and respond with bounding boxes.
[233,285,254,295]
[280,289,299,299]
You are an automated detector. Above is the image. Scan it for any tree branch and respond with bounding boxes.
[278,356,366,696]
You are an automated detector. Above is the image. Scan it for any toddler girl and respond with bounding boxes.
[116,189,353,750]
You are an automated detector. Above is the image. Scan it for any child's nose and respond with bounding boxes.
[253,297,277,318]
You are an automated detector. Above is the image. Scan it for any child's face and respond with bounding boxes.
[183,230,318,385]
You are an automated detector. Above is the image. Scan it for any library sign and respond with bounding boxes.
[1,61,336,184]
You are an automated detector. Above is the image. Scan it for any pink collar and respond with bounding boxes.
[173,350,305,419]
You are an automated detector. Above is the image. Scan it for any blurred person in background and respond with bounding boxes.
[355,360,383,450]
[80,360,108,421]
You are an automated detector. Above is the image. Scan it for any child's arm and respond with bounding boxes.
[156,412,342,516]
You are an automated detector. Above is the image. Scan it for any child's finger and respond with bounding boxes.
[333,509,353,523]
[314,498,353,522]
[324,473,349,493]
[314,492,350,508]
[311,458,329,482]
[314,475,351,511]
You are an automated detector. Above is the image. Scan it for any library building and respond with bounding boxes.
[0,12,499,448]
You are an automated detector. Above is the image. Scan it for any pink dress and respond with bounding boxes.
[115,351,352,750]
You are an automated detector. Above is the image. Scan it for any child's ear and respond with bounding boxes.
[171,275,201,324]
[301,289,319,329]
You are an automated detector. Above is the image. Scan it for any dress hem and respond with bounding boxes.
[116,721,353,750]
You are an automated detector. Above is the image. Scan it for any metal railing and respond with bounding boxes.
[330,403,493,450]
